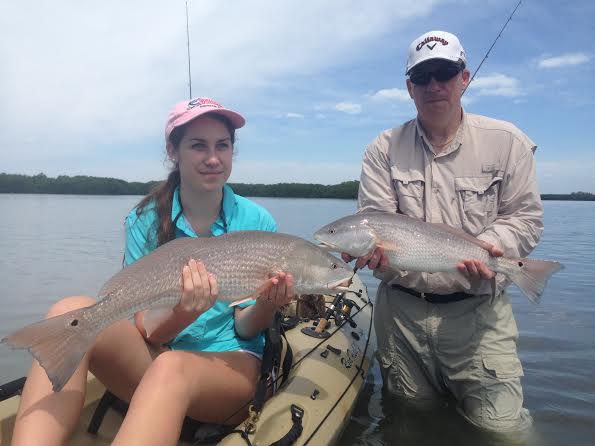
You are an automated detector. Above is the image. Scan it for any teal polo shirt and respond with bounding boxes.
[124,184,277,355]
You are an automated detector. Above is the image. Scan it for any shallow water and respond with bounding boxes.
[0,195,593,445]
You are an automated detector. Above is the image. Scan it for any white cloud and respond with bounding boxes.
[538,53,591,69]
[370,88,410,102]
[334,102,362,114]
[0,0,441,180]
[286,112,305,119]
[467,73,523,97]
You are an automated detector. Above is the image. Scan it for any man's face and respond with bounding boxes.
[406,60,470,122]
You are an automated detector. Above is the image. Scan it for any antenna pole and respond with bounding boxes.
[463,0,522,95]
[185,0,192,99]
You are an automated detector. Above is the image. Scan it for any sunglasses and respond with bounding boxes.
[409,63,462,86]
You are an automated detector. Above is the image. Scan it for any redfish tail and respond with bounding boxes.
[1,308,100,392]
[508,258,564,303]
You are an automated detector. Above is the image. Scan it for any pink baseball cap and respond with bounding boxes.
[165,97,246,142]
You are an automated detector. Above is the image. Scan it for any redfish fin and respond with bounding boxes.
[1,308,99,392]
[508,258,564,303]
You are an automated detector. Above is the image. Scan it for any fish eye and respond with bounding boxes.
[330,263,338,269]
[518,261,524,267]
[328,228,336,234]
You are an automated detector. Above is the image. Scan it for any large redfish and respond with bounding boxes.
[314,213,563,302]
[2,231,353,391]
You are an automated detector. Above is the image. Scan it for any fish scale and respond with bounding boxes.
[371,216,490,272]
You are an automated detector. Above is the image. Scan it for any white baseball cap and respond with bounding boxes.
[405,30,466,75]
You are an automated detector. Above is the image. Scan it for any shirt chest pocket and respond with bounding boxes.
[391,167,425,220]
[455,175,502,235]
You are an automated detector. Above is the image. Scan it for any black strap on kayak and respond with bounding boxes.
[88,390,118,435]
[0,376,26,402]
[256,312,294,410]
[202,404,303,446]
[191,428,252,446]
[269,404,304,446]
[245,311,293,433]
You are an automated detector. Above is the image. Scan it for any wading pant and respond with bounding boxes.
[375,282,532,432]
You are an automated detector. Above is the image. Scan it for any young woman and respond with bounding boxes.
[11,97,295,446]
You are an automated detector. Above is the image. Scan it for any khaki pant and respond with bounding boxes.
[375,282,532,432]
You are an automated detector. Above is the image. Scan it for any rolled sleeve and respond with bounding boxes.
[477,148,543,258]
[261,213,277,233]
[124,211,155,266]
[357,133,398,214]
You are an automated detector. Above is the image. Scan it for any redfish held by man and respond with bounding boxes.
[2,231,353,392]
[314,212,563,303]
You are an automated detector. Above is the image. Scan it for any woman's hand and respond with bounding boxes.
[173,258,218,320]
[234,272,295,340]
[136,258,218,345]
[257,272,295,309]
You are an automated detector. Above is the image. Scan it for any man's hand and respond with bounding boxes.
[341,246,389,271]
[457,244,504,280]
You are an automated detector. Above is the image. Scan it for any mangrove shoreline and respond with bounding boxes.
[0,173,593,201]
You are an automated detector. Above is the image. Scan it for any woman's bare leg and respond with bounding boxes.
[89,317,162,402]
[11,296,158,446]
[112,350,260,446]
[11,296,96,446]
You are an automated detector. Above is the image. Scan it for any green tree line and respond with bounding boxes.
[0,173,593,200]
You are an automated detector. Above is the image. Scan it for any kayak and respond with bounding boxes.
[0,274,373,445]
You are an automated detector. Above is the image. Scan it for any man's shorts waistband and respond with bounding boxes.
[390,283,475,304]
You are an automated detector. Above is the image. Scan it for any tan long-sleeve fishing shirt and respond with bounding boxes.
[357,111,544,295]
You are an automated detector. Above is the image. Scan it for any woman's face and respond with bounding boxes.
[169,115,233,194]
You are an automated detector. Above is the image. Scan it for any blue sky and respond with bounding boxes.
[1,0,593,193]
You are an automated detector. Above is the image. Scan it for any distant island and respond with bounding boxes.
[0,173,593,201]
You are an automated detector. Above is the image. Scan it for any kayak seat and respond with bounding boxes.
[87,388,225,442]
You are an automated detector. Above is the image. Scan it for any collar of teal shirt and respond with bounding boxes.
[170,184,235,237]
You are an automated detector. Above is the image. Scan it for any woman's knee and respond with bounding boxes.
[144,351,193,392]
[45,296,96,318]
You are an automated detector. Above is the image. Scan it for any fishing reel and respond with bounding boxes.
[335,297,360,328]
[301,292,360,338]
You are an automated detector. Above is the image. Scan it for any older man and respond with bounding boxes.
[353,30,543,432]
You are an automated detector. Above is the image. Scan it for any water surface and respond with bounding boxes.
[0,195,593,445]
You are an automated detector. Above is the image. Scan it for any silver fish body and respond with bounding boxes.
[98,231,352,315]
[2,231,353,391]
[314,212,563,303]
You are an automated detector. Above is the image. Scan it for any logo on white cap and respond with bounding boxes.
[416,36,449,52]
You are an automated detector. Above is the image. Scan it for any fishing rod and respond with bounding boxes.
[462,0,522,95]
[185,0,192,99]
